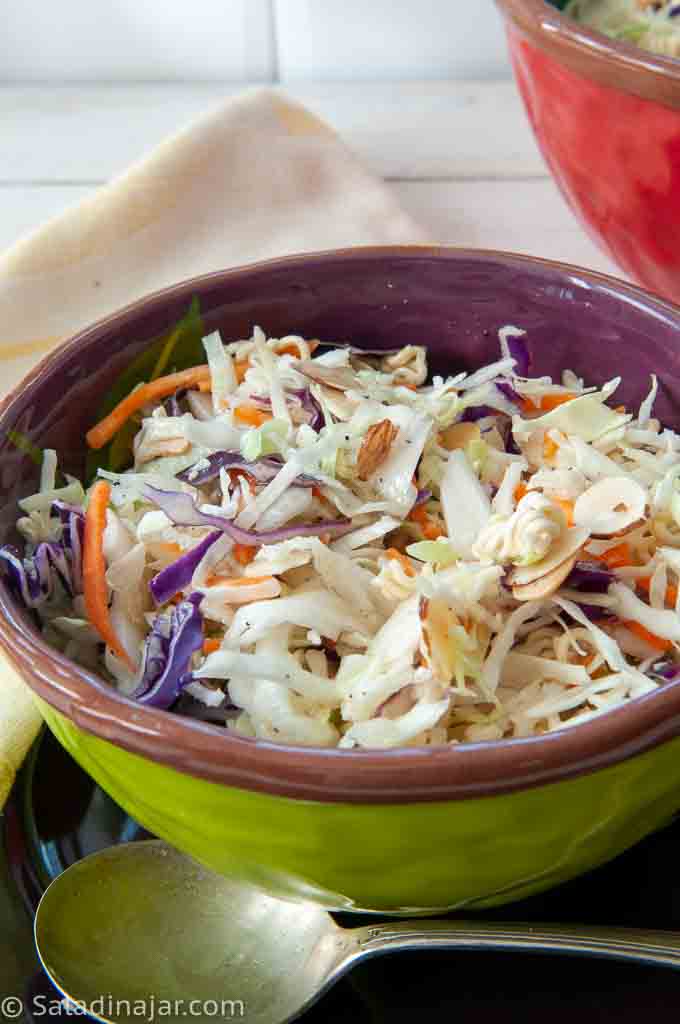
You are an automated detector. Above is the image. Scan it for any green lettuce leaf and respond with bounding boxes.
[7,430,68,487]
[8,429,43,468]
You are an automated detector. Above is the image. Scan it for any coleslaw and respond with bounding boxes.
[565,0,680,56]
[2,312,678,749]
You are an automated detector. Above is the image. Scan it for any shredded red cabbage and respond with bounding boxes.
[289,388,324,431]
[0,540,76,608]
[174,692,236,723]
[0,545,44,607]
[149,530,222,606]
[564,562,614,620]
[0,499,85,610]
[176,451,318,488]
[52,501,84,594]
[507,335,530,377]
[505,429,521,455]
[143,486,351,544]
[462,379,521,424]
[566,561,614,593]
[575,603,614,622]
[164,388,187,418]
[496,380,521,405]
[461,405,496,423]
[650,660,680,682]
[132,593,203,708]
[247,387,324,431]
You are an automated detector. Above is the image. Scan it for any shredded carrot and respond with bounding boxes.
[156,542,183,556]
[401,382,419,392]
[423,520,445,540]
[636,576,679,607]
[514,482,528,503]
[409,504,428,525]
[205,573,275,588]
[234,360,249,383]
[522,392,576,415]
[541,393,576,412]
[312,485,331,506]
[552,497,574,527]
[591,542,631,570]
[233,405,272,427]
[86,365,211,449]
[615,405,627,414]
[408,503,444,540]
[543,435,560,461]
[573,653,595,667]
[197,380,212,393]
[277,344,301,359]
[202,638,222,655]
[275,339,318,359]
[82,481,135,671]
[622,620,672,653]
[313,488,334,509]
[233,543,257,566]
[228,467,258,489]
[385,548,415,577]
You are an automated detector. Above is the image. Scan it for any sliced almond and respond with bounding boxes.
[573,477,646,538]
[521,429,548,470]
[419,595,457,683]
[596,518,645,540]
[136,437,190,464]
[297,361,360,391]
[357,419,399,480]
[512,553,578,602]
[318,385,358,421]
[509,526,590,587]
[379,683,417,719]
[439,421,481,452]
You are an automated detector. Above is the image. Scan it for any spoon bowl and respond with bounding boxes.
[35,842,345,1024]
[35,841,680,1024]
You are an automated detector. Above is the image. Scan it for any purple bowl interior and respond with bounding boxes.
[1,249,679,548]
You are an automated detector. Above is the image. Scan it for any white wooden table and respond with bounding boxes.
[0,80,619,277]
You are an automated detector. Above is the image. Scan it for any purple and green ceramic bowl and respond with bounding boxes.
[3,247,680,914]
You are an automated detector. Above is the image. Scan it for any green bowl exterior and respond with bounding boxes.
[39,699,680,914]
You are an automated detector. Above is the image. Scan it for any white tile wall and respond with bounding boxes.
[274,0,510,81]
[1,1,511,82]
[0,0,274,81]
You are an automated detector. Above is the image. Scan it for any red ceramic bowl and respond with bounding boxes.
[496,0,680,303]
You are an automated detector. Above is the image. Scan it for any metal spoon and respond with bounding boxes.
[35,841,680,1024]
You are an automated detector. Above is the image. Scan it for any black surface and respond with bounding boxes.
[5,729,680,1021]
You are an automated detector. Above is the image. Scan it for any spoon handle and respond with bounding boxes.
[350,919,680,969]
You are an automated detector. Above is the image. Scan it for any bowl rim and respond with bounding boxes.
[496,0,680,107]
[3,244,680,806]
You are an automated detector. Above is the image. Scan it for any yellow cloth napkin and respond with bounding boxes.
[0,86,426,805]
